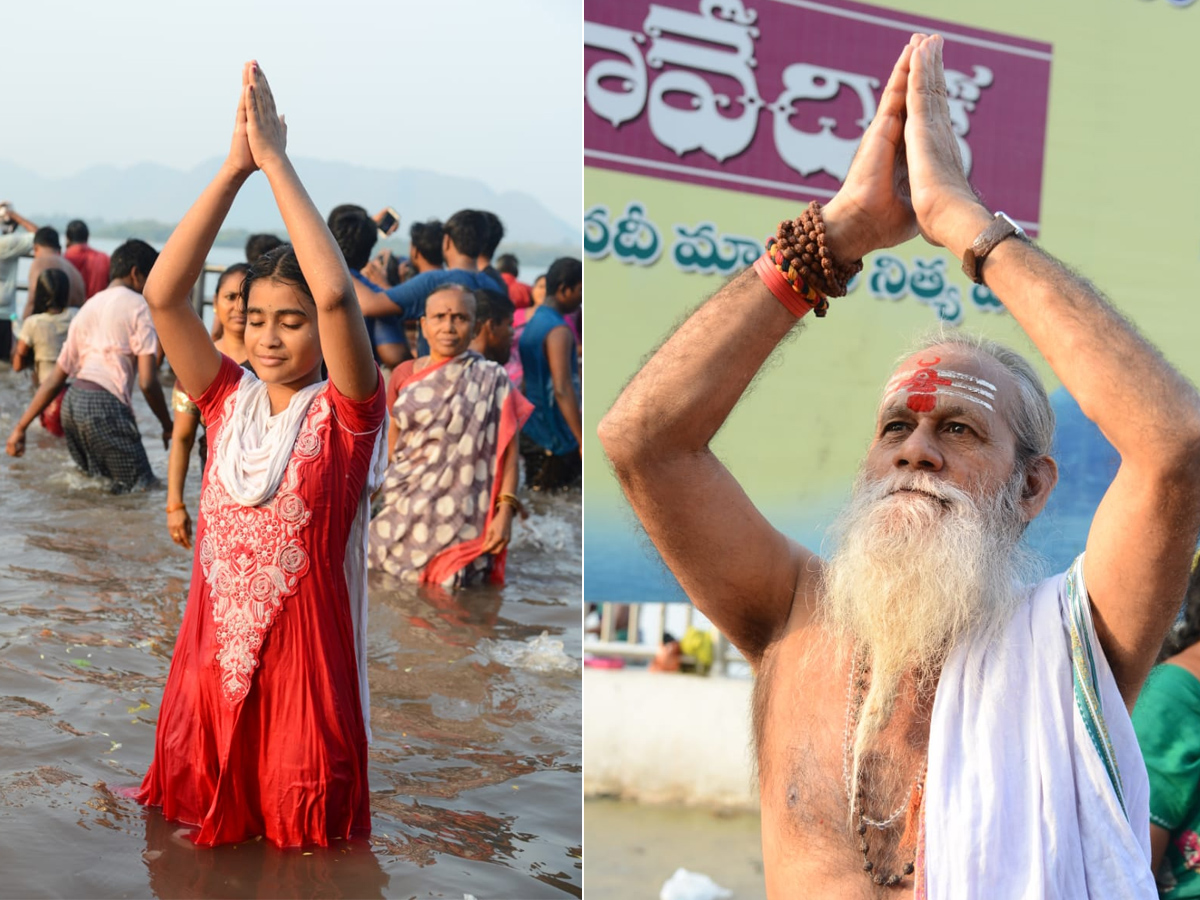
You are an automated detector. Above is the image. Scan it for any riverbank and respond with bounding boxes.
[584,797,763,899]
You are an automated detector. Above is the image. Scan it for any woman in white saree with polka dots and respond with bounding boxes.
[369,285,532,588]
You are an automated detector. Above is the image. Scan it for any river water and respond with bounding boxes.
[0,362,582,898]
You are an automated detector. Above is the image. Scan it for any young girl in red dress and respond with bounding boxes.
[133,61,386,847]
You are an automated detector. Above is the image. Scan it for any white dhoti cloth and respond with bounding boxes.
[922,554,1156,899]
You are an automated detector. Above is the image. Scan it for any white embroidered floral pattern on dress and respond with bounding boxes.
[198,391,331,705]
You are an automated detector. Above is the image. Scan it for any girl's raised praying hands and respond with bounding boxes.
[243,61,288,172]
[226,63,256,178]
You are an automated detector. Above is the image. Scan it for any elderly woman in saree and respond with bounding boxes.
[369,284,532,587]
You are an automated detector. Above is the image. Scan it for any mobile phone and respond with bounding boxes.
[377,207,400,239]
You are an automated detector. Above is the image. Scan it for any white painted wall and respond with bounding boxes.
[584,668,760,811]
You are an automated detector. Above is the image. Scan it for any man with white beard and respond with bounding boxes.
[598,34,1200,899]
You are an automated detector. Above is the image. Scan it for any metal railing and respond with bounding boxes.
[15,252,225,320]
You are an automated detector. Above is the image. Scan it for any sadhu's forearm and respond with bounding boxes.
[986,237,1200,467]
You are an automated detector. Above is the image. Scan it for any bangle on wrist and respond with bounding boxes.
[166,502,186,514]
[496,493,521,513]
[755,248,821,318]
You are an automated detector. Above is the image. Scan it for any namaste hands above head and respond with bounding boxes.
[226,61,289,178]
[823,33,988,264]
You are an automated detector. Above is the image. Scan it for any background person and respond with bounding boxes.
[518,256,581,491]
[243,232,283,263]
[353,210,505,358]
[6,239,172,493]
[407,219,444,274]
[470,288,516,366]
[476,210,509,299]
[495,253,532,309]
[372,284,531,587]
[13,268,77,435]
[63,219,111,299]
[327,203,410,368]
[23,226,86,317]
[0,203,38,360]
[1133,558,1200,897]
[13,268,78,436]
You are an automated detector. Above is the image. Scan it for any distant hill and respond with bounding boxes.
[2,157,580,248]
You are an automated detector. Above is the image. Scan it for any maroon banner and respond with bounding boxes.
[584,0,1052,234]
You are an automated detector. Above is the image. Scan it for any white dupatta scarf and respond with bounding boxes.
[212,371,386,740]
[213,374,325,505]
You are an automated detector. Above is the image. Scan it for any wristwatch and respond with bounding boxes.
[961,212,1025,284]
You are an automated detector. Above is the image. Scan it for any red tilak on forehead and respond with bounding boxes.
[884,356,999,413]
[893,356,948,413]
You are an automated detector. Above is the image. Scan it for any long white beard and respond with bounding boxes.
[820,467,1041,804]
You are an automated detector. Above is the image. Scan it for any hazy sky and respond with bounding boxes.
[3,0,581,226]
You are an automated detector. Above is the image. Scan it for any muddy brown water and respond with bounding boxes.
[0,367,582,899]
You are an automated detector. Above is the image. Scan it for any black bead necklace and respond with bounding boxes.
[842,651,924,887]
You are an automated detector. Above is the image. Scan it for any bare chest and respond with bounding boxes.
[755,637,929,898]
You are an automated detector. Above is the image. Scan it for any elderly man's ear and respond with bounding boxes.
[1020,456,1059,521]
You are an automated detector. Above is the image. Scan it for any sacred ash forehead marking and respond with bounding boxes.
[883,355,998,413]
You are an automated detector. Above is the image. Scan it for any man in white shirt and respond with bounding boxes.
[0,203,38,360]
[6,239,173,493]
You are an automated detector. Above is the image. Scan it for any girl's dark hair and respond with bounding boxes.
[32,269,70,315]
[215,262,250,297]
[1159,555,1200,662]
[239,244,312,310]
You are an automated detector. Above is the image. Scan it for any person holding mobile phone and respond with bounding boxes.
[374,206,399,240]
[350,210,506,359]
[328,203,410,369]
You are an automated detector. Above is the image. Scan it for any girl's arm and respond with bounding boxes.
[244,63,377,400]
[166,408,200,549]
[142,67,258,401]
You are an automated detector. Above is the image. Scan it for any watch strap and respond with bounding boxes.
[961,212,1024,284]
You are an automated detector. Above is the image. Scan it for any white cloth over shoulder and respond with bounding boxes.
[212,372,325,506]
[923,554,1155,899]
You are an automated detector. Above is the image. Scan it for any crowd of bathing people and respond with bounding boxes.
[0,63,580,847]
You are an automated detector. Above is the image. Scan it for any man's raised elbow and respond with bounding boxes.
[598,404,646,470]
[1157,404,1200,482]
[597,410,620,460]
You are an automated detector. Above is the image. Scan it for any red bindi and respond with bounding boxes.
[907,394,937,413]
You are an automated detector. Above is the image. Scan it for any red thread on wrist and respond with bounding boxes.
[755,252,816,318]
